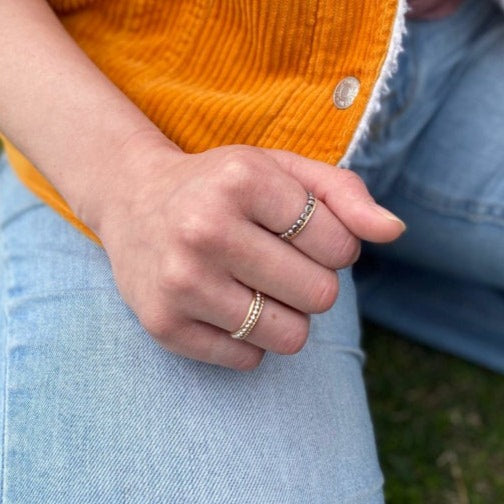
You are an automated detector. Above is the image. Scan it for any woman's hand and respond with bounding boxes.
[0,1,404,370]
[91,138,406,371]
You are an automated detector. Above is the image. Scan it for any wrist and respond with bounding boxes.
[73,129,186,239]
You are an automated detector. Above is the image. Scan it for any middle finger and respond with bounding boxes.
[223,218,340,314]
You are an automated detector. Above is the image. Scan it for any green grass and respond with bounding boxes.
[363,321,504,503]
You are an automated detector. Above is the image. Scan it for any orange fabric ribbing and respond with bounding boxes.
[2,0,398,246]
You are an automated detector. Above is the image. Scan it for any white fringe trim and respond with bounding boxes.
[337,0,410,168]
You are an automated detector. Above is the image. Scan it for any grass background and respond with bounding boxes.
[363,321,504,503]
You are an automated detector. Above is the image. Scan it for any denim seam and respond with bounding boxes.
[344,476,385,504]
[374,24,420,131]
[395,176,504,225]
[0,191,15,504]
[0,202,46,234]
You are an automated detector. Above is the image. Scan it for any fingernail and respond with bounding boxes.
[369,202,407,230]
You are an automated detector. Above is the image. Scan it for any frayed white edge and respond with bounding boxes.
[497,0,504,10]
[337,0,410,168]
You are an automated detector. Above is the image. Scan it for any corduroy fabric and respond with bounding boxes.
[2,0,399,245]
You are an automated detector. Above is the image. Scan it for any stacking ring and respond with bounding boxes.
[278,191,317,241]
[230,290,265,340]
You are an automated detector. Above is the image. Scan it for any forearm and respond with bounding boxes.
[0,0,182,230]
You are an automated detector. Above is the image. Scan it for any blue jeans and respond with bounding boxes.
[1,0,503,501]
[0,165,381,501]
[350,0,504,373]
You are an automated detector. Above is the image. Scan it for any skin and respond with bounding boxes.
[0,0,406,371]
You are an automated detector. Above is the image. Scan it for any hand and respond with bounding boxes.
[93,140,405,371]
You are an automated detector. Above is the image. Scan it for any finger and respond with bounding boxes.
[234,153,361,269]
[222,219,340,314]
[181,275,310,355]
[255,188,361,270]
[259,148,407,243]
[158,320,266,371]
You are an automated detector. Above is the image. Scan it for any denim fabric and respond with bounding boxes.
[350,0,504,372]
[0,155,383,502]
[2,0,503,499]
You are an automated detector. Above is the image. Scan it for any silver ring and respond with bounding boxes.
[278,192,317,241]
[230,290,265,340]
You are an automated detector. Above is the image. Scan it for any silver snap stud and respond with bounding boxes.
[333,76,360,109]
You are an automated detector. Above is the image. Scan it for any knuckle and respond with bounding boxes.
[218,151,260,193]
[278,314,310,355]
[140,308,178,340]
[348,239,362,265]
[328,234,361,268]
[157,258,202,298]
[337,169,367,192]
[158,263,195,295]
[335,169,372,200]
[307,271,339,313]
[233,349,265,371]
[178,213,219,250]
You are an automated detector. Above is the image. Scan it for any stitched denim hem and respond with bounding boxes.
[0,154,14,504]
[395,176,504,226]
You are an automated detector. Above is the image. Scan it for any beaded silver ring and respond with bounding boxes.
[230,290,265,340]
[278,191,317,241]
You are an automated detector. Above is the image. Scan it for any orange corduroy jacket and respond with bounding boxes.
[2,0,411,245]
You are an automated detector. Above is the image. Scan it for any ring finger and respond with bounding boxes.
[182,274,311,355]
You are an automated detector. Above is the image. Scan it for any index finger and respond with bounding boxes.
[259,148,407,243]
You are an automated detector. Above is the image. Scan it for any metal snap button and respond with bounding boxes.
[333,76,360,109]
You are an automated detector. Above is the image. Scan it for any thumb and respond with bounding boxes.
[262,148,406,243]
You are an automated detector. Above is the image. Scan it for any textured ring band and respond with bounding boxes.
[230,290,265,340]
[278,191,318,241]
